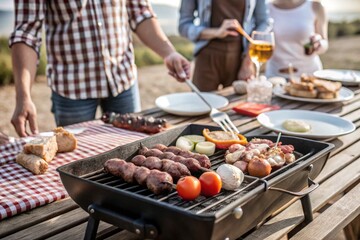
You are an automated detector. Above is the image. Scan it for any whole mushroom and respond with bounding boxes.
[216,164,244,190]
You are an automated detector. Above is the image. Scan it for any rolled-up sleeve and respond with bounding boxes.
[127,0,155,30]
[9,0,45,57]
[253,0,272,32]
[178,0,205,42]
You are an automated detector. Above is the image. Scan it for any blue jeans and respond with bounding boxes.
[51,82,141,126]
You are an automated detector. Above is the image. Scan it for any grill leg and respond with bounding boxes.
[300,194,313,224]
[84,216,100,240]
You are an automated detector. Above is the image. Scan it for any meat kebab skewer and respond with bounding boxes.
[104,158,173,194]
[139,144,212,169]
[130,155,191,181]
[133,150,212,173]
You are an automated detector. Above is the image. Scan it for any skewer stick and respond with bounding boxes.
[163,181,177,190]
[235,26,255,44]
[274,132,282,149]
[200,167,214,172]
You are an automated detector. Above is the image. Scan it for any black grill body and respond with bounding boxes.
[57,124,334,240]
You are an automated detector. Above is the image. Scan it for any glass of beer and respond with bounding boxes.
[249,31,275,79]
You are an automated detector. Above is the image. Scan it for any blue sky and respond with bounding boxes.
[1,0,360,12]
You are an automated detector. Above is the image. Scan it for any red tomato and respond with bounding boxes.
[199,172,222,197]
[177,176,201,201]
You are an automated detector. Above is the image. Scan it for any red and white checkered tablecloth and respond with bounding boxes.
[0,120,148,220]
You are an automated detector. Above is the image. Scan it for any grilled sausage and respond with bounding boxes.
[152,144,167,151]
[102,112,168,134]
[131,156,191,180]
[144,149,163,158]
[141,157,163,170]
[131,155,146,166]
[149,145,211,169]
[161,159,191,181]
[146,170,173,194]
[134,167,151,186]
[104,158,173,194]
[104,159,137,183]
[142,148,207,173]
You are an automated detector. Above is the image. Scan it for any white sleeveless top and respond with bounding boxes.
[265,1,323,78]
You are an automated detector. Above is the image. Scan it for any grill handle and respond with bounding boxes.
[87,204,158,239]
[268,165,319,197]
[268,177,318,196]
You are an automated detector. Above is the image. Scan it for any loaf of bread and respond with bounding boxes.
[285,74,342,99]
[16,152,49,175]
[54,127,77,152]
[23,136,58,162]
[285,85,318,98]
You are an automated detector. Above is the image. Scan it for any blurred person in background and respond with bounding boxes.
[10,0,190,137]
[178,0,271,91]
[265,0,328,78]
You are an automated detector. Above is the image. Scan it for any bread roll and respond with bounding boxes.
[318,92,339,99]
[23,136,58,162]
[285,86,317,98]
[16,153,48,175]
[54,127,77,152]
[314,79,341,93]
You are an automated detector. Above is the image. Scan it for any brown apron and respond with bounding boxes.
[193,0,245,91]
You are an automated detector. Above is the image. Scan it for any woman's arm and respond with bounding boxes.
[178,0,240,41]
[178,0,205,41]
[312,1,328,54]
[253,0,272,32]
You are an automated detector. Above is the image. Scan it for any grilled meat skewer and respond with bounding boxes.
[101,112,168,134]
[104,159,173,194]
[135,150,211,173]
[130,155,191,181]
[146,144,212,169]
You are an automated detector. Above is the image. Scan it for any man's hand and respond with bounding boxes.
[237,54,255,81]
[11,98,38,137]
[164,52,191,82]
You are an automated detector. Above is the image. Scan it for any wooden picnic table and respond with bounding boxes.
[1,86,360,240]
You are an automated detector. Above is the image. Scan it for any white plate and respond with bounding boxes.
[273,85,354,103]
[155,92,229,116]
[257,110,355,139]
[314,69,360,86]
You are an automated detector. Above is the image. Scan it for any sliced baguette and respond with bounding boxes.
[23,136,58,162]
[16,152,49,175]
[53,127,77,153]
[286,87,318,98]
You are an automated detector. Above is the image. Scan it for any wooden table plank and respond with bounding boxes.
[1,86,360,240]
[4,208,89,240]
[47,221,118,240]
[290,182,360,240]
[0,198,78,238]
[244,156,360,240]
[316,137,360,184]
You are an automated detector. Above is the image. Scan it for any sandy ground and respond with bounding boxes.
[1,36,360,138]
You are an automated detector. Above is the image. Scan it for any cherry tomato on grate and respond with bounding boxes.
[199,172,222,197]
[176,176,201,201]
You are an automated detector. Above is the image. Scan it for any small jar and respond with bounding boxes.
[246,76,273,104]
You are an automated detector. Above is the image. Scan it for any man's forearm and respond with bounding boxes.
[11,43,38,102]
[135,17,176,59]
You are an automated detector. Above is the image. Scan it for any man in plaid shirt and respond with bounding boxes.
[9,0,190,137]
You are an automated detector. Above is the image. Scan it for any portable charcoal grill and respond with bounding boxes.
[57,124,334,240]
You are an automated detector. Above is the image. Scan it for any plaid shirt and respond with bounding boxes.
[9,0,155,99]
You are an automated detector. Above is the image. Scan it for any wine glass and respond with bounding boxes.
[249,31,275,79]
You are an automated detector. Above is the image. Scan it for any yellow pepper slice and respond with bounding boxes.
[202,129,248,149]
